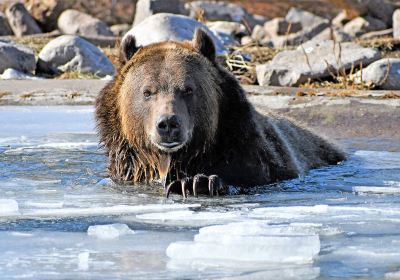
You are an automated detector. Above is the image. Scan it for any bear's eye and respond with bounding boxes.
[143,90,153,99]
[184,87,193,95]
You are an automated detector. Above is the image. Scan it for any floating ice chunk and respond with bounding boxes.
[136,210,239,221]
[167,235,320,263]
[354,151,400,169]
[384,181,400,187]
[385,270,400,279]
[25,201,64,208]
[167,220,321,264]
[78,252,90,271]
[9,232,33,237]
[37,142,98,149]
[87,224,135,239]
[0,199,19,216]
[353,186,400,194]
[250,205,329,219]
[16,204,201,219]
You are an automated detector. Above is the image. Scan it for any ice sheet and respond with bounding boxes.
[0,199,19,215]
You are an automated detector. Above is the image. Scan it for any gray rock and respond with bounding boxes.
[0,41,36,74]
[256,40,381,86]
[285,7,327,29]
[0,12,13,36]
[343,16,387,37]
[134,0,186,26]
[365,0,394,26]
[393,9,400,38]
[352,58,400,90]
[186,1,259,29]
[5,3,42,37]
[332,10,351,28]
[241,35,253,45]
[110,24,131,36]
[267,8,330,47]
[307,27,352,44]
[206,21,247,46]
[122,13,227,56]
[58,9,113,37]
[269,20,329,48]
[263,18,302,37]
[37,35,115,77]
[0,68,44,80]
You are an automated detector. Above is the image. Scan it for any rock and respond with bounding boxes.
[37,35,115,77]
[110,24,131,36]
[58,9,113,37]
[352,58,400,90]
[267,8,330,48]
[269,21,329,48]
[5,3,42,37]
[27,0,71,32]
[0,68,44,80]
[186,1,259,29]
[364,0,394,26]
[206,21,247,46]
[263,18,302,37]
[206,21,247,37]
[0,41,36,74]
[285,7,327,29]
[361,28,393,40]
[307,27,352,44]
[123,13,227,56]
[0,12,13,35]
[241,35,253,45]
[251,24,268,42]
[332,10,352,28]
[393,9,400,39]
[343,16,387,37]
[256,40,381,87]
[134,0,186,26]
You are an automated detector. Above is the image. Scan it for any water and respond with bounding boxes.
[0,106,400,279]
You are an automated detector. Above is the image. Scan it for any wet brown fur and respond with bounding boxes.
[96,31,346,188]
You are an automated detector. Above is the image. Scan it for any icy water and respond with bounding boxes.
[1,106,400,280]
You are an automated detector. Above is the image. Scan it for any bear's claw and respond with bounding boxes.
[165,174,226,198]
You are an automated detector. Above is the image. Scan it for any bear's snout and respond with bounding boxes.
[156,115,181,139]
[153,114,187,152]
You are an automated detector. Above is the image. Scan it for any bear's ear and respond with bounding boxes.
[119,35,140,65]
[192,28,216,62]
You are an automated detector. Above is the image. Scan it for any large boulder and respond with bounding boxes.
[133,0,186,26]
[0,68,44,80]
[37,35,115,77]
[0,12,13,36]
[343,16,387,37]
[352,58,400,90]
[185,1,262,29]
[123,13,227,56]
[5,3,42,37]
[0,41,36,74]
[256,40,381,87]
[57,9,113,37]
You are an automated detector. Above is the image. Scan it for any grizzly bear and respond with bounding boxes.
[95,28,345,197]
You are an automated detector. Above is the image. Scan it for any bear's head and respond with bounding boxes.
[117,29,221,156]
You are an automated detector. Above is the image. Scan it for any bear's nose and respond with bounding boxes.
[156,115,181,137]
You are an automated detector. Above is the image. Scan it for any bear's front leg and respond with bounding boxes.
[165,174,227,198]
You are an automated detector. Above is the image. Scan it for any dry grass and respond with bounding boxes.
[225,44,280,84]
[54,71,103,80]
[0,92,11,99]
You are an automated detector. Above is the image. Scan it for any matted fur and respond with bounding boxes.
[96,33,346,188]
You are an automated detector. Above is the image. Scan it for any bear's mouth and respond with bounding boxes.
[154,141,186,153]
